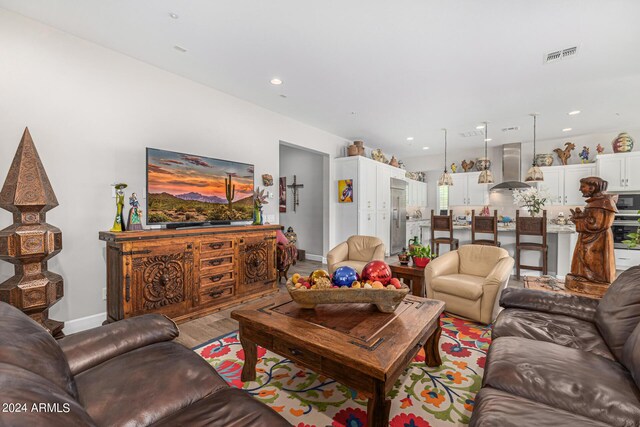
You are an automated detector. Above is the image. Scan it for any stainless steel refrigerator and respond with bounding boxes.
[390,178,407,255]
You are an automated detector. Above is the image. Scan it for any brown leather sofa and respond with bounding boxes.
[470,266,640,427]
[0,302,290,427]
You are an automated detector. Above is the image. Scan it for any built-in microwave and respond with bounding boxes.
[613,215,640,250]
[615,193,640,214]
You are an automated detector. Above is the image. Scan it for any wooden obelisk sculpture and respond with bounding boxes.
[0,128,64,337]
[565,176,618,298]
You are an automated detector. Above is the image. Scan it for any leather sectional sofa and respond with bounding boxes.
[0,302,290,426]
[470,266,640,427]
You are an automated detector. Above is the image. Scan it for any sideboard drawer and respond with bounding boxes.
[200,254,234,272]
[200,270,234,288]
[200,238,234,254]
[197,284,234,306]
[273,337,321,369]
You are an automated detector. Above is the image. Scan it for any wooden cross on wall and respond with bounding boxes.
[287,175,304,212]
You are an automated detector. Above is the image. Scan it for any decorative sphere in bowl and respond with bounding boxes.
[332,266,359,287]
[360,260,392,285]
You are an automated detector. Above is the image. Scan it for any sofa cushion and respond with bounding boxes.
[483,336,640,427]
[431,274,484,300]
[75,341,228,426]
[493,308,615,360]
[0,362,95,427]
[458,244,508,277]
[622,322,640,389]
[151,388,291,427]
[595,265,640,361]
[471,387,611,427]
[332,260,368,274]
[347,235,383,262]
[0,302,78,399]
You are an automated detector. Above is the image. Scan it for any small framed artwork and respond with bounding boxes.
[338,179,353,203]
[279,177,286,212]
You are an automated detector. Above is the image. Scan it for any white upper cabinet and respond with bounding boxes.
[536,164,595,206]
[449,172,488,206]
[358,158,377,210]
[536,167,563,205]
[597,152,640,192]
[376,164,390,210]
[406,179,428,207]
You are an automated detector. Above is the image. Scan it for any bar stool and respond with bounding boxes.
[430,209,459,256]
[471,210,500,247]
[515,210,548,280]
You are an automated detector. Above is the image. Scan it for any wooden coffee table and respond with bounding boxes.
[389,262,426,297]
[231,294,445,427]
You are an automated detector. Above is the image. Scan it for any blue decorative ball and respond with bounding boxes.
[332,266,359,287]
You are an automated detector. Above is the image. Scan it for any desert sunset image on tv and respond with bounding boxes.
[146,148,254,224]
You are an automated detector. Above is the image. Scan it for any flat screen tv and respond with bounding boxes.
[146,148,254,226]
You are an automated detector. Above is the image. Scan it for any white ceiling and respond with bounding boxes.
[2,0,639,156]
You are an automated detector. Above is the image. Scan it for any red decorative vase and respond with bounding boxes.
[412,257,430,268]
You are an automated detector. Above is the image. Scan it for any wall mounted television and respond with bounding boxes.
[146,148,255,227]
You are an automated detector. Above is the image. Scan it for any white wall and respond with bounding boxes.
[279,144,326,257]
[0,10,348,323]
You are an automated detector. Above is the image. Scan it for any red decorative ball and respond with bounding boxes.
[360,260,392,285]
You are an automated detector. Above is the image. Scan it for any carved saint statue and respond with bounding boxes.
[565,177,618,297]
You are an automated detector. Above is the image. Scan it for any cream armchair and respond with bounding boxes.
[327,235,385,274]
[425,245,514,324]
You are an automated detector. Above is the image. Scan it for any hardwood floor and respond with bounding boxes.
[176,257,523,348]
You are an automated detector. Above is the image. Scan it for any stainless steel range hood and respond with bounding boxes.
[490,143,531,191]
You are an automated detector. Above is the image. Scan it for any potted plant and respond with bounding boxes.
[622,210,640,248]
[513,187,548,217]
[409,244,432,268]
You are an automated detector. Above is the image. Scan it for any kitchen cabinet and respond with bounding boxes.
[597,152,640,192]
[535,164,595,206]
[449,172,489,206]
[335,156,407,256]
[406,179,428,207]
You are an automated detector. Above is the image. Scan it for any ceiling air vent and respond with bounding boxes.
[544,46,578,64]
[460,130,485,138]
[502,126,520,132]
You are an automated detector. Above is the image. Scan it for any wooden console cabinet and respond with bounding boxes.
[98,225,279,323]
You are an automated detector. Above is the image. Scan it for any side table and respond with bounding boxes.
[389,262,425,297]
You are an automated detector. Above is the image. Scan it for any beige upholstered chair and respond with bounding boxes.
[425,245,514,324]
[327,235,385,274]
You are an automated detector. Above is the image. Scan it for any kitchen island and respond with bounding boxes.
[418,222,577,277]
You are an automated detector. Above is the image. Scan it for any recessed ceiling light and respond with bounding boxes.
[476,125,485,130]
[484,138,492,142]
[568,110,581,115]
[423,147,429,150]
[279,94,287,98]
[407,137,414,141]
[270,78,283,85]
[169,12,179,19]
[562,128,572,132]
[173,45,187,53]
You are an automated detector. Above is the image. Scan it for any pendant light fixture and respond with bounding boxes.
[438,128,453,186]
[525,113,544,182]
[478,121,494,184]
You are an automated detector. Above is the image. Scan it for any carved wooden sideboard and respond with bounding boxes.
[98,225,279,323]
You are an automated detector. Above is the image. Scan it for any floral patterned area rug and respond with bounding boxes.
[193,315,491,427]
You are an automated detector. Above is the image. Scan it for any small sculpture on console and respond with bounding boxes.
[127,193,143,231]
[553,142,575,165]
[565,177,618,297]
[110,183,127,232]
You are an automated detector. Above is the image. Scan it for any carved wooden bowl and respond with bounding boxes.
[286,280,410,313]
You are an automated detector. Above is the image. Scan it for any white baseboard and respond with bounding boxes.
[64,312,106,334]
[306,254,327,264]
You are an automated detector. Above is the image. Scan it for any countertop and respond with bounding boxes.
[415,221,576,234]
